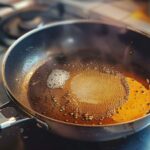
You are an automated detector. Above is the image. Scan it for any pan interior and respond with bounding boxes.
[27,50,150,125]
[28,52,150,125]
[27,51,137,125]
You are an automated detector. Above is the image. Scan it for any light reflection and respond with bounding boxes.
[22,55,40,73]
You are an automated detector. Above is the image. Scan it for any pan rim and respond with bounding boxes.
[2,19,150,128]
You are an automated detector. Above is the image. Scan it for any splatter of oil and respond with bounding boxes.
[112,77,150,122]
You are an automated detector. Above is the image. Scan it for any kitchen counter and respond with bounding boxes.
[58,0,150,35]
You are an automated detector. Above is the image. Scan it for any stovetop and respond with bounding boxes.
[0,0,150,150]
[1,119,150,150]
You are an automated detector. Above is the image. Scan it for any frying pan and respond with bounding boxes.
[1,20,150,141]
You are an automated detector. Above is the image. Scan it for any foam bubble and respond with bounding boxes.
[47,69,70,89]
[70,69,129,118]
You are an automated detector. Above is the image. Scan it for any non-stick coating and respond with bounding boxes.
[2,20,150,141]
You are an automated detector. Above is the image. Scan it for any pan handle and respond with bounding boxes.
[0,101,49,130]
[0,115,31,129]
[0,101,34,129]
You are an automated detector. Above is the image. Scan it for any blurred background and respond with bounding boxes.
[1,0,150,52]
